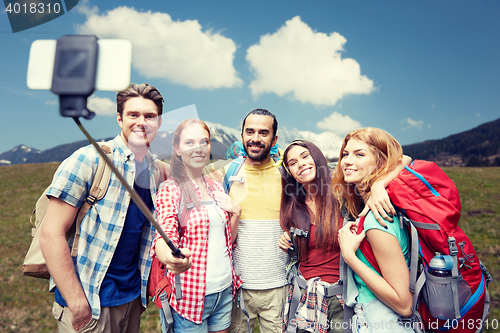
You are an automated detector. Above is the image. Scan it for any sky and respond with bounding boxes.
[1,0,499,154]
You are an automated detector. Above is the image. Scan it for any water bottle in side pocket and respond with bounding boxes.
[423,252,472,320]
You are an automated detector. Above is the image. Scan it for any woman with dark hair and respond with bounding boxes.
[278,139,411,333]
[151,118,242,333]
[278,139,343,333]
[334,128,415,332]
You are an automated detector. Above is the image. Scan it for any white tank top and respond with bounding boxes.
[203,201,232,294]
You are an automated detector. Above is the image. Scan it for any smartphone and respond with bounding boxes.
[27,38,132,92]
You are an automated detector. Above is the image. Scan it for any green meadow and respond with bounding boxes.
[0,163,498,332]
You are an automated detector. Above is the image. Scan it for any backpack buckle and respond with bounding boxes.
[290,227,308,237]
[85,194,97,205]
[448,237,458,256]
[229,176,244,183]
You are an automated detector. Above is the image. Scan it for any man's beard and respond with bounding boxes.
[243,141,272,162]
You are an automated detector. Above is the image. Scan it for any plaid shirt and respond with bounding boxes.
[152,177,243,324]
[47,135,157,319]
[286,277,334,333]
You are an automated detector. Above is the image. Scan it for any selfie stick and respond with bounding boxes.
[72,117,185,259]
[42,34,183,258]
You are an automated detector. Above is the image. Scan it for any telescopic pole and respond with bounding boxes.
[73,117,184,258]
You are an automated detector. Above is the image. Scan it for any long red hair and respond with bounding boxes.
[332,127,403,218]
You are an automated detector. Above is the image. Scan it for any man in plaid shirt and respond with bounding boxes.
[40,83,165,333]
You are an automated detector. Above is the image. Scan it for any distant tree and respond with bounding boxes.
[466,156,490,167]
[466,156,480,167]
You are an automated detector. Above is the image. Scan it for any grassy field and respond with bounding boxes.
[0,163,498,332]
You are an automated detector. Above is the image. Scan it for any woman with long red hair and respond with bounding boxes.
[334,128,415,332]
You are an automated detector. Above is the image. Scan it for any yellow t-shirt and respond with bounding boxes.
[226,159,289,289]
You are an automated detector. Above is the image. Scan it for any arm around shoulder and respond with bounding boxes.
[360,155,412,224]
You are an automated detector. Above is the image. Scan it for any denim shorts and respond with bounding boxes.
[352,298,416,333]
[171,286,232,332]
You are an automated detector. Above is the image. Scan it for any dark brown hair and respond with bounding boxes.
[116,83,164,117]
[241,108,278,137]
[280,140,340,260]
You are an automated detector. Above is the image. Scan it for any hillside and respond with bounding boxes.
[402,118,500,166]
[0,163,498,332]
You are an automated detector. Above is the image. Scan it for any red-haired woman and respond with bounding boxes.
[334,128,415,332]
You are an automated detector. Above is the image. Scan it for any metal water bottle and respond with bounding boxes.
[428,252,451,277]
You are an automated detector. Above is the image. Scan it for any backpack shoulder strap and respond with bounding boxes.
[174,186,193,301]
[71,141,113,257]
[358,212,427,325]
[177,187,195,229]
[340,215,354,333]
[271,154,283,172]
[357,216,382,274]
[223,156,245,194]
[178,189,185,223]
[271,153,280,163]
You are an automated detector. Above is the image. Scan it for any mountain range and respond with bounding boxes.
[1,118,499,167]
[0,121,343,166]
[403,118,500,166]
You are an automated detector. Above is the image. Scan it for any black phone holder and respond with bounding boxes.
[50,35,98,120]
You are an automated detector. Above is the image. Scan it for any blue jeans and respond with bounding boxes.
[161,286,232,333]
[352,298,416,333]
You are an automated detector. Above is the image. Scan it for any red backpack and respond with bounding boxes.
[147,189,192,307]
[358,160,491,333]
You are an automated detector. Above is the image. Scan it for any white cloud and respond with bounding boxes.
[316,111,361,136]
[77,6,242,89]
[88,96,116,116]
[402,118,424,130]
[76,0,99,17]
[45,100,58,106]
[246,16,374,106]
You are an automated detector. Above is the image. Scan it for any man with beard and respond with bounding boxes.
[228,108,289,333]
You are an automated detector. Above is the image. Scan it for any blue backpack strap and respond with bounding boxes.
[223,157,245,194]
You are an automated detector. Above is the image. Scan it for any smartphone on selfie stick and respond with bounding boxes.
[27,34,184,259]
